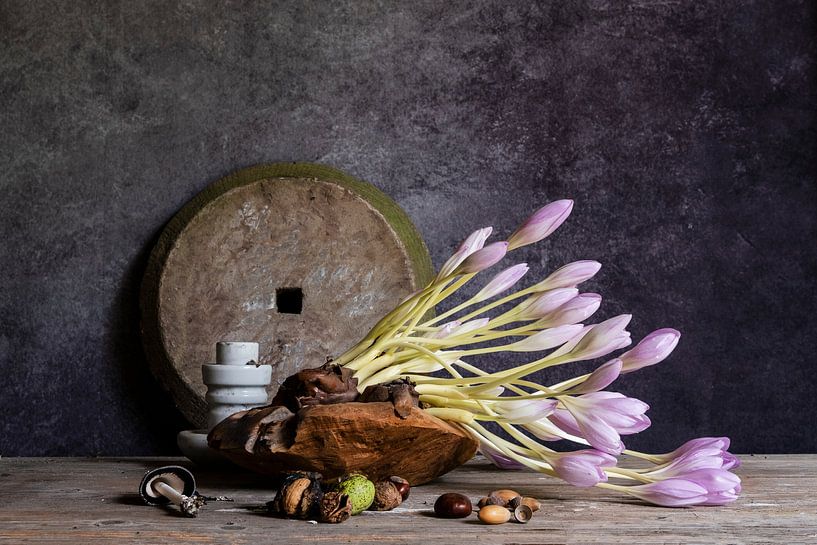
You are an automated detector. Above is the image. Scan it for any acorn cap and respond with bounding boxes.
[139,465,197,505]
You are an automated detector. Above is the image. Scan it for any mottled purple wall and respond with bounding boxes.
[1,1,815,455]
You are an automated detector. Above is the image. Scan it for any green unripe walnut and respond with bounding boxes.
[337,474,375,515]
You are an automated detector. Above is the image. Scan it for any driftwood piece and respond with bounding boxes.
[207,402,478,485]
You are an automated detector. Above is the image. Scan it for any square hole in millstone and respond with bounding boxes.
[276,287,303,314]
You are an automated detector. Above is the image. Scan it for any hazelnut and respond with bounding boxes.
[369,480,402,511]
[478,504,511,525]
[433,493,472,518]
[319,491,352,524]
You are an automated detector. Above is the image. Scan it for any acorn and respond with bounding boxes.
[337,474,375,515]
[319,491,352,524]
[488,489,520,506]
[521,496,541,512]
[478,504,511,525]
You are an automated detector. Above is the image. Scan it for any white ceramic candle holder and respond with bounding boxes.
[177,341,272,466]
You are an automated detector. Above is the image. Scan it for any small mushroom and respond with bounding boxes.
[139,465,205,517]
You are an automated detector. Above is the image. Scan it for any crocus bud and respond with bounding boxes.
[516,288,580,320]
[662,437,731,461]
[557,391,650,455]
[507,200,574,250]
[473,263,529,302]
[423,320,461,339]
[625,479,709,507]
[537,293,602,327]
[450,318,490,336]
[531,260,602,291]
[548,449,617,487]
[479,441,527,470]
[453,241,508,274]
[509,324,584,352]
[437,227,492,279]
[619,328,681,373]
[567,314,632,361]
[566,359,623,394]
[494,399,558,424]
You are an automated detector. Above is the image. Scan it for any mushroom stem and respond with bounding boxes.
[153,481,205,517]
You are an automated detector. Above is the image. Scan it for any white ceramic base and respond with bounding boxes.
[177,429,234,467]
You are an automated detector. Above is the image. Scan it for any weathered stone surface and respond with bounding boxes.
[140,163,433,427]
[208,402,479,485]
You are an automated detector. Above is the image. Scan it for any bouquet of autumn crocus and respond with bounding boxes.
[333,200,740,507]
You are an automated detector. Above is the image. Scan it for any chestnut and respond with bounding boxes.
[433,492,472,518]
[389,476,411,501]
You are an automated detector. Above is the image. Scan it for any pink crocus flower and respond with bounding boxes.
[494,399,558,424]
[454,241,509,274]
[536,293,602,326]
[651,441,741,475]
[437,227,492,278]
[515,288,581,320]
[507,200,574,250]
[566,359,623,395]
[473,263,529,302]
[679,468,741,497]
[625,479,709,507]
[479,441,527,470]
[656,437,732,462]
[533,260,602,291]
[626,469,741,507]
[702,483,742,505]
[619,328,681,373]
[567,314,632,361]
[548,449,618,487]
[554,392,651,455]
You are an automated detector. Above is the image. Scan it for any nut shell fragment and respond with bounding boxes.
[513,504,533,523]
[369,480,402,511]
[320,491,352,524]
[269,472,323,519]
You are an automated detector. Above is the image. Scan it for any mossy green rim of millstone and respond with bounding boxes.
[139,162,434,427]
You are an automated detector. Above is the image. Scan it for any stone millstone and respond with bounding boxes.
[207,402,479,485]
[140,163,433,428]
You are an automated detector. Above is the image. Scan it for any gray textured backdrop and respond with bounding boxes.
[1,1,815,456]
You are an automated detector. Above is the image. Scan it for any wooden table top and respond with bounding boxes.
[0,455,813,544]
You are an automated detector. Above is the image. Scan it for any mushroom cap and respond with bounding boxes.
[139,465,197,505]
